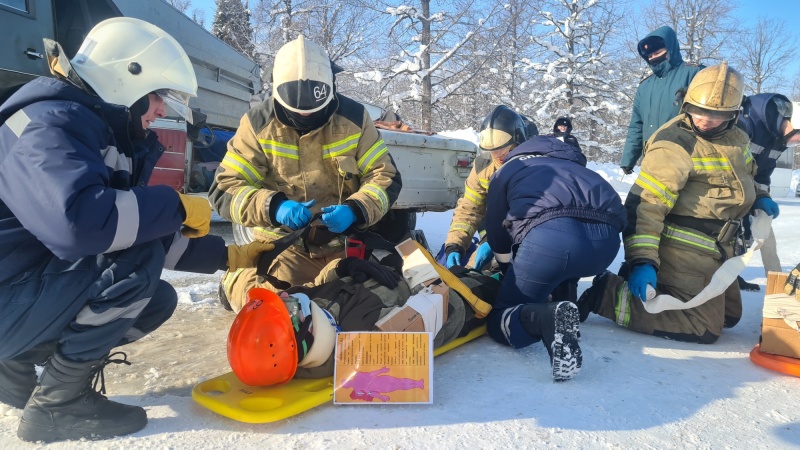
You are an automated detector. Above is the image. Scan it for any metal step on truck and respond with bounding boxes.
[1,0,478,244]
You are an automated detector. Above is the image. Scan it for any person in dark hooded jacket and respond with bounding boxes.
[620,26,704,174]
[483,136,627,381]
[549,117,581,150]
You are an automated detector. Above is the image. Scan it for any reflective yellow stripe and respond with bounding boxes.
[323,134,360,159]
[222,269,243,296]
[624,234,660,249]
[464,186,484,205]
[362,184,389,215]
[221,153,263,185]
[259,139,299,159]
[357,140,388,174]
[478,178,489,190]
[744,144,754,164]
[230,186,258,223]
[692,157,731,171]
[662,224,718,253]
[449,222,475,235]
[635,172,677,208]
[615,283,631,326]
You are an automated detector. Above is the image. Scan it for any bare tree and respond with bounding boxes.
[643,0,736,65]
[734,17,794,94]
[165,0,191,12]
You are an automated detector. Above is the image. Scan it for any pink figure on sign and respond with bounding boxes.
[341,367,424,402]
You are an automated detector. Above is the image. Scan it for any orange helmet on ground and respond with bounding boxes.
[227,288,298,386]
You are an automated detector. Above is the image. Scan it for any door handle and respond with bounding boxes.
[24,49,44,60]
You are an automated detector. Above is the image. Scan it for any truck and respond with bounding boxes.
[1,0,478,245]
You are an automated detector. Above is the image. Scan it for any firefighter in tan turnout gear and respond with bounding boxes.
[576,62,779,344]
[209,36,401,312]
[444,105,527,272]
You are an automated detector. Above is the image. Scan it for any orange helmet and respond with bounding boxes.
[227,288,298,386]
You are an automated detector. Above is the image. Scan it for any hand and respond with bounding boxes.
[621,166,634,175]
[227,241,276,271]
[753,197,779,218]
[444,244,463,268]
[628,263,657,302]
[178,193,212,238]
[320,205,356,234]
[276,199,316,229]
[336,257,402,288]
[472,242,493,270]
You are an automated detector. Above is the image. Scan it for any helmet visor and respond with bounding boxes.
[684,103,737,122]
[155,89,195,124]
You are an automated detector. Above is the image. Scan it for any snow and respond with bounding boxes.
[2,155,800,448]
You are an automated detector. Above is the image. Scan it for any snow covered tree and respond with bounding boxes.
[643,0,735,65]
[375,0,504,131]
[526,0,634,160]
[734,17,795,94]
[211,0,256,60]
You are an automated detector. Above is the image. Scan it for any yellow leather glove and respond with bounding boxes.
[227,241,276,271]
[178,193,212,238]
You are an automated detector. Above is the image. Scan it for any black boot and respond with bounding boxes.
[17,352,147,443]
[218,281,233,312]
[737,276,760,292]
[550,279,578,303]
[0,341,57,409]
[576,271,611,322]
[519,302,582,382]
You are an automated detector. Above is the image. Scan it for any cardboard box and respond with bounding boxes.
[375,283,449,333]
[761,272,800,359]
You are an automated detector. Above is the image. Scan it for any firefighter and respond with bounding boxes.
[443,105,524,273]
[577,62,778,344]
[210,36,401,312]
[0,18,274,442]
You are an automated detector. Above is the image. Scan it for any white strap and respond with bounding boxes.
[405,288,444,335]
[642,210,772,314]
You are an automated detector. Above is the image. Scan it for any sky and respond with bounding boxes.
[188,0,800,82]
[1,126,798,446]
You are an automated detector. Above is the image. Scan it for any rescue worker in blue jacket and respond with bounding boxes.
[484,132,627,382]
[620,25,704,174]
[0,18,272,443]
[736,94,800,283]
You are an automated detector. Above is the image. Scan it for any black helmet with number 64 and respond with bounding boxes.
[479,105,527,151]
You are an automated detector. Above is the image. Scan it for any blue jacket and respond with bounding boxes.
[0,76,226,285]
[486,136,627,261]
[737,93,791,188]
[620,26,704,169]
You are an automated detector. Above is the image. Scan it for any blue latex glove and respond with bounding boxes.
[753,197,779,218]
[276,199,316,230]
[320,205,357,233]
[446,252,462,268]
[472,242,493,270]
[628,263,657,302]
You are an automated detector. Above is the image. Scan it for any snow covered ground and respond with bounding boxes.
[1,164,799,449]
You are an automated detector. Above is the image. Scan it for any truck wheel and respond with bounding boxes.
[232,223,255,246]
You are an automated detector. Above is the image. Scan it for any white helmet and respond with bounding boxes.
[272,35,334,114]
[70,17,197,122]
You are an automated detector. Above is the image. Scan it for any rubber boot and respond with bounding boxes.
[575,271,611,322]
[550,279,578,304]
[0,341,57,409]
[218,281,233,312]
[17,352,147,443]
[519,302,582,382]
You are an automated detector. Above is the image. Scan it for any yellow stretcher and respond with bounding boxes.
[192,325,487,423]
